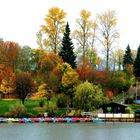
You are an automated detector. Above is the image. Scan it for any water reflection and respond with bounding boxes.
[0,123,140,140]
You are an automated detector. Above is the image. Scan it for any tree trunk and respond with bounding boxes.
[22,99,25,104]
[106,50,109,71]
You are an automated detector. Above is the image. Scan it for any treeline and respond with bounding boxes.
[0,7,139,113]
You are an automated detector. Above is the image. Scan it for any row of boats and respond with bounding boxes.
[0,117,104,123]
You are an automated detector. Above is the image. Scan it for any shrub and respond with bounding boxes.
[9,103,26,117]
[57,94,68,108]
[125,106,134,113]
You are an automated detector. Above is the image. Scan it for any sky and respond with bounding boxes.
[0,0,140,50]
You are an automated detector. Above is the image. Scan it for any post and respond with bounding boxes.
[136,78,138,101]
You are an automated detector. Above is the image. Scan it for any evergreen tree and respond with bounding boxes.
[134,46,140,78]
[123,44,133,69]
[59,22,76,68]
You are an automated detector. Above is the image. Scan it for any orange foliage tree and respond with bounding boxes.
[0,64,15,98]
[0,41,20,71]
[76,56,95,81]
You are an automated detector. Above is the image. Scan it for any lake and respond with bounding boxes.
[0,122,140,140]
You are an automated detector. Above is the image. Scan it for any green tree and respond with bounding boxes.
[107,71,128,94]
[134,46,140,78]
[123,44,133,69]
[14,72,34,104]
[59,22,76,68]
[74,81,105,111]
[18,45,32,72]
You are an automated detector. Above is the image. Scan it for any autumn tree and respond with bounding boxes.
[0,64,15,98]
[116,49,124,70]
[14,72,34,104]
[36,31,43,48]
[39,52,62,76]
[109,49,124,70]
[73,9,95,58]
[60,63,79,109]
[41,7,66,53]
[0,41,20,71]
[87,21,98,67]
[59,22,76,68]
[32,83,48,99]
[134,46,140,78]
[97,10,119,70]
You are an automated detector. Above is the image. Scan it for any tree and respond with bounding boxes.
[74,81,105,111]
[107,71,128,94]
[73,9,95,58]
[61,70,79,88]
[76,63,94,82]
[134,46,140,78]
[61,69,79,110]
[36,31,43,48]
[0,79,15,98]
[109,49,124,70]
[59,22,76,68]
[18,45,32,72]
[116,49,124,70]
[97,10,119,70]
[39,52,62,76]
[123,45,133,70]
[0,41,20,71]
[32,83,48,99]
[14,72,34,104]
[41,7,66,53]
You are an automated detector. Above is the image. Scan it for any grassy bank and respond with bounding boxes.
[0,99,66,117]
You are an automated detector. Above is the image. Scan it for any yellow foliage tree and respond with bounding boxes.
[41,7,66,53]
[97,10,119,70]
[0,79,14,98]
[73,9,97,59]
[62,70,79,88]
[32,84,47,99]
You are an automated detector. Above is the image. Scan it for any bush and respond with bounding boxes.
[57,94,68,108]
[125,106,134,113]
[9,103,26,117]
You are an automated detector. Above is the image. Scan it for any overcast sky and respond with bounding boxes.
[0,0,140,50]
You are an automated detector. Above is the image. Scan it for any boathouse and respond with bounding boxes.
[102,102,127,113]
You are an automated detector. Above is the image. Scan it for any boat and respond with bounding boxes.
[92,118,105,123]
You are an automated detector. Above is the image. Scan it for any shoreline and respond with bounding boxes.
[0,117,140,123]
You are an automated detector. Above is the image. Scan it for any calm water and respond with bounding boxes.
[0,122,140,140]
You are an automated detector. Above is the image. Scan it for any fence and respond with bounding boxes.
[97,113,134,118]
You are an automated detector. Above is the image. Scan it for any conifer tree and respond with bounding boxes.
[59,22,76,68]
[134,46,140,78]
[123,44,133,69]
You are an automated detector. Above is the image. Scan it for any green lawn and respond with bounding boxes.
[0,99,66,117]
[0,99,47,117]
